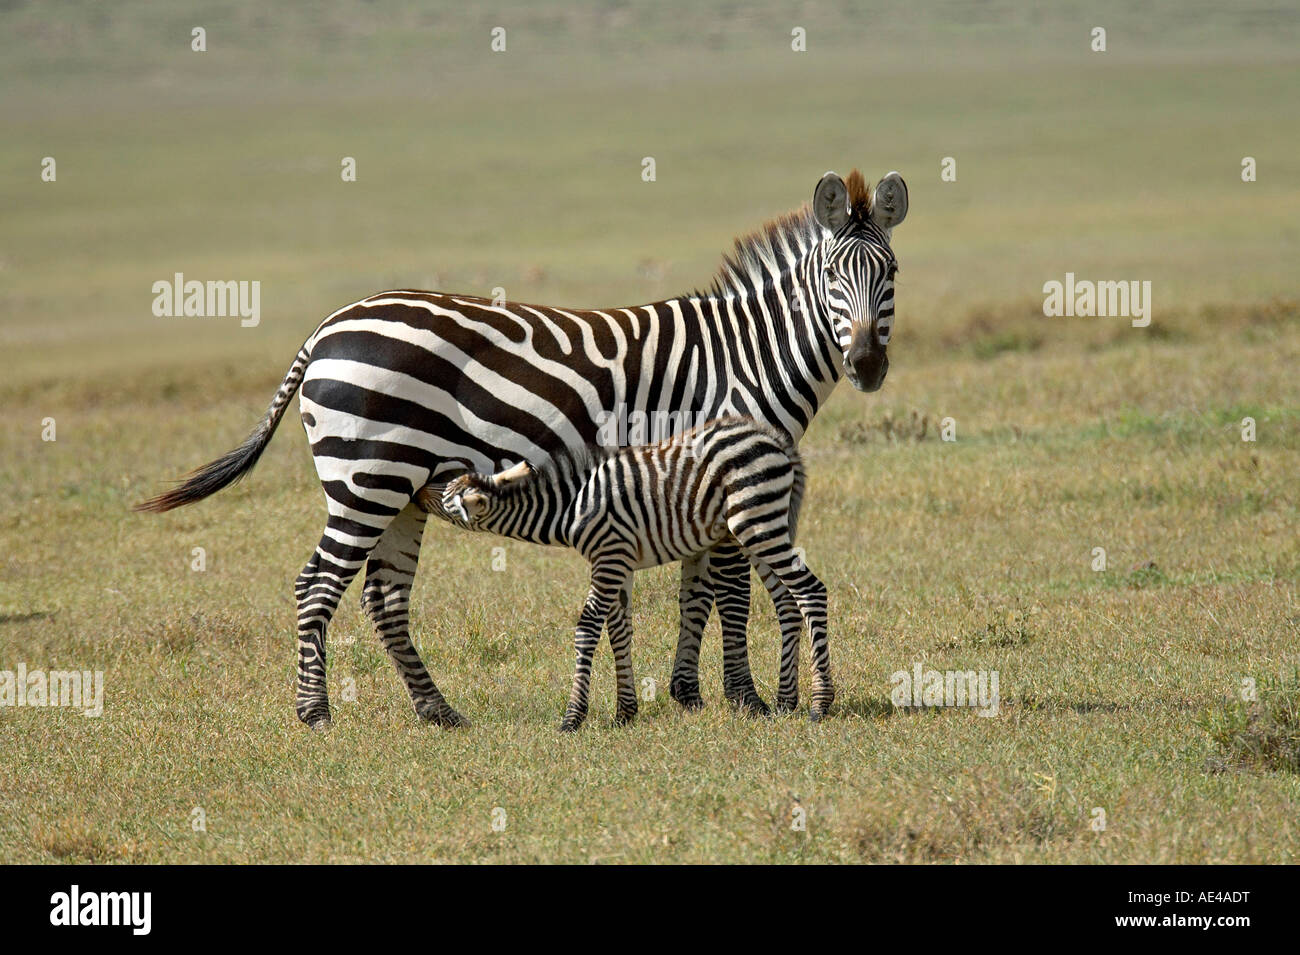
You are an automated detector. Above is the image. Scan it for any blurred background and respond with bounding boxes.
[3,0,1297,387]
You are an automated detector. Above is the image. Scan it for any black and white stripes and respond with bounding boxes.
[137,168,907,729]
[423,416,830,730]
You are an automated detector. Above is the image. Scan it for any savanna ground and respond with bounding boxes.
[1,1,1297,863]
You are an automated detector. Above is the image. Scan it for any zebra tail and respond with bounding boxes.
[134,345,311,513]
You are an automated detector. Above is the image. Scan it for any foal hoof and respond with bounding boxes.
[416,701,470,728]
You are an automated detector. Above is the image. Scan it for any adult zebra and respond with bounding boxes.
[137,168,908,730]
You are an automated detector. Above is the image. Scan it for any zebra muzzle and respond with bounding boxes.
[846,332,888,393]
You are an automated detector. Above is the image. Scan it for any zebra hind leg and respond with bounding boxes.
[789,571,831,720]
[771,565,831,721]
[361,501,469,728]
[730,537,833,721]
[756,564,803,714]
[669,552,712,710]
[294,520,371,730]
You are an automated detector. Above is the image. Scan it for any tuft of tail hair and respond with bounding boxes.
[135,346,311,513]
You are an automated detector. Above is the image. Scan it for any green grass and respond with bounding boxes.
[2,1,1299,863]
[1201,672,1300,775]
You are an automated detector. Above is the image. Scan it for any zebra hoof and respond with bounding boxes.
[560,708,587,732]
[670,683,705,710]
[298,704,332,730]
[728,691,772,717]
[308,716,332,732]
[614,707,638,726]
[416,702,470,728]
[808,708,827,723]
[775,698,799,715]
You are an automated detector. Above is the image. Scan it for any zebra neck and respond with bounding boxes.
[687,270,840,441]
[481,480,574,547]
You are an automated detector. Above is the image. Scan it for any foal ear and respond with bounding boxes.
[460,489,489,517]
[812,171,850,232]
[870,171,908,231]
[413,485,441,514]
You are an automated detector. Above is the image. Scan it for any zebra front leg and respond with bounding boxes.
[362,501,468,728]
[562,565,626,732]
[295,522,369,730]
[711,543,769,715]
[606,583,638,725]
[756,564,804,714]
[670,552,712,710]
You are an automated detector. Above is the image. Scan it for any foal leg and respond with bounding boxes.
[606,582,638,725]
[732,534,833,721]
[793,574,831,720]
[755,564,805,713]
[671,545,766,712]
[562,562,629,732]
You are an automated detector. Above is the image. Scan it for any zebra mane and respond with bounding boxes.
[698,169,874,300]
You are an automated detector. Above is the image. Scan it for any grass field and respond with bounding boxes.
[2,1,1298,863]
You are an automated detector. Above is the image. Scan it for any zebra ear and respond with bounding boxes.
[870,172,908,231]
[812,172,850,232]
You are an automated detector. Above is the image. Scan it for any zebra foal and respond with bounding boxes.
[416,416,831,731]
